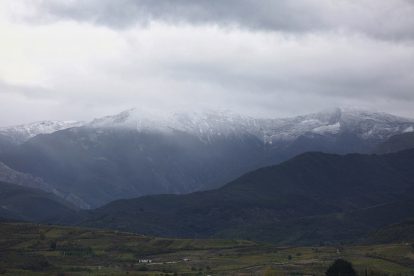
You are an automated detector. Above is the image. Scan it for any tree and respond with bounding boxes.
[326,259,357,276]
[50,240,56,250]
[39,229,46,240]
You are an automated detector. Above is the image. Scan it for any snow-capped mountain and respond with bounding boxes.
[86,106,414,146]
[0,120,86,151]
[0,106,413,207]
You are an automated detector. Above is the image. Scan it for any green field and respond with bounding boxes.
[0,223,413,276]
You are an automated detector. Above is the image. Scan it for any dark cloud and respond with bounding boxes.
[24,0,414,41]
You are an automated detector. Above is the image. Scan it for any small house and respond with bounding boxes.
[139,259,152,263]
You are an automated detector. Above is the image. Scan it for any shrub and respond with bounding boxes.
[264,266,275,276]
[325,259,357,276]
[138,265,149,271]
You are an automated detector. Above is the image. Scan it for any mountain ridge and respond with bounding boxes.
[1,106,413,207]
[85,106,414,145]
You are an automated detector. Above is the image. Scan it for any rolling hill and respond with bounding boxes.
[46,148,414,245]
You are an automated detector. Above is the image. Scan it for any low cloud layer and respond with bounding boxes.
[1,1,414,126]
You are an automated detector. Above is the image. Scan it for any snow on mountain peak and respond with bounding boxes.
[87,106,258,142]
[307,106,414,141]
[84,105,414,145]
[0,120,87,146]
[4,106,411,148]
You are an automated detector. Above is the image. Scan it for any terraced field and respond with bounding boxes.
[0,223,413,276]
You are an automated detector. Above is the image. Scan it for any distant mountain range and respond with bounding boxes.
[1,115,414,246]
[0,106,413,207]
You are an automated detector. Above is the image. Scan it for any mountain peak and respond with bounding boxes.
[84,105,414,144]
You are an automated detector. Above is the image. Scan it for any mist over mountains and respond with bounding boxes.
[0,106,413,208]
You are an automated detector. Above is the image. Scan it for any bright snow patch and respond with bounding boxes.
[311,122,340,135]
[402,126,414,133]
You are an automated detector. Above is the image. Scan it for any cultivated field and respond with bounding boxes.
[0,223,413,276]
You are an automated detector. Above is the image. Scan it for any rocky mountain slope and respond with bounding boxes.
[0,106,413,207]
[0,120,86,151]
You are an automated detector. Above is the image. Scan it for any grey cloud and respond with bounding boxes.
[0,81,54,99]
[165,53,414,104]
[24,0,414,41]
[2,1,414,127]
[29,0,323,30]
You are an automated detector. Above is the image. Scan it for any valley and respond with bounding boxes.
[1,106,414,275]
[0,222,413,276]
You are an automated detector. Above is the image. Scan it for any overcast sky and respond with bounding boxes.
[1,0,414,127]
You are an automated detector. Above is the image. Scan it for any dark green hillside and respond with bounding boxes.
[213,199,414,246]
[371,131,414,154]
[220,149,414,200]
[49,149,414,246]
[0,181,78,222]
[199,133,374,192]
[67,194,345,239]
[357,217,414,245]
